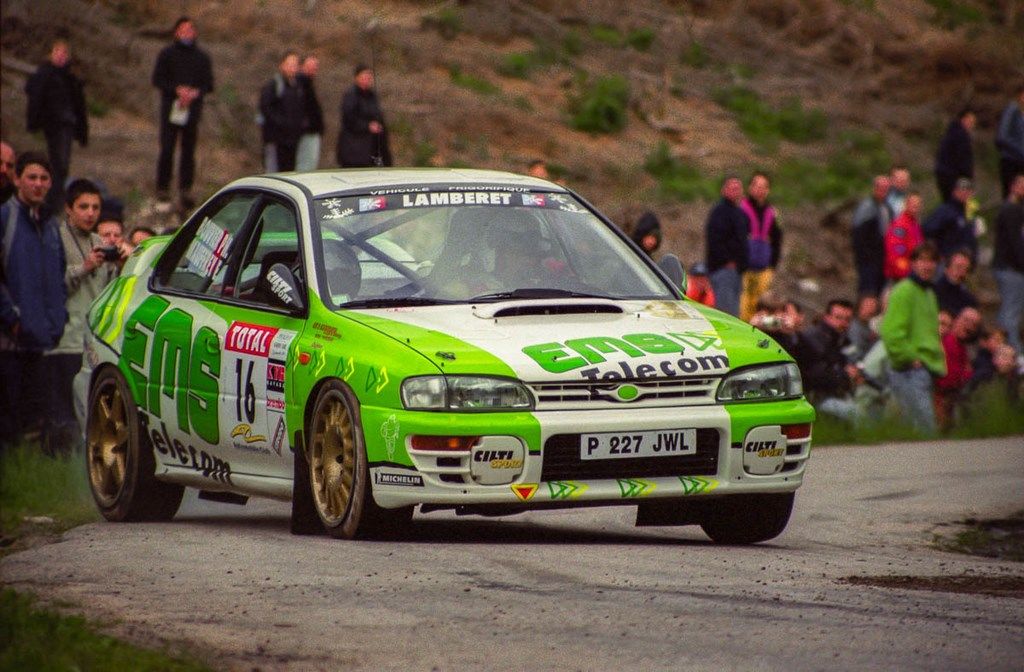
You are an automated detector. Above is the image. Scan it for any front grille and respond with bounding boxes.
[541,429,720,481]
[528,377,719,411]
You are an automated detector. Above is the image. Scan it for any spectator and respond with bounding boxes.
[51,179,116,449]
[749,296,803,358]
[968,326,1007,392]
[97,209,132,268]
[25,39,88,210]
[923,177,978,263]
[0,152,67,449]
[886,165,912,218]
[934,307,981,431]
[847,294,880,362]
[685,262,715,307]
[296,55,324,171]
[630,211,661,258]
[851,175,892,297]
[933,249,978,317]
[884,191,923,282]
[993,173,1024,353]
[795,299,860,422]
[938,309,953,339]
[527,159,550,180]
[995,85,1024,198]
[880,242,946,434]
[336,64,392,168]
[739,172,782,322]
[259,51,306,173]
[934,107,976,202]
[704,176,747,316]
[0,142,15,203]
[128,225,157,249]
[152,16,214,210]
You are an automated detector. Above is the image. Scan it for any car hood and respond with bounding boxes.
[343,299,786,383]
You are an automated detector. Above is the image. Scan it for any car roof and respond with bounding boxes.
[232,168,567,198]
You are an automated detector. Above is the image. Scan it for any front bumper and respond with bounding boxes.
[364,399,814,509]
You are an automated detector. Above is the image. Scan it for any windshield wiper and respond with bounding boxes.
[339,296,455,309]
[469,288,613,302]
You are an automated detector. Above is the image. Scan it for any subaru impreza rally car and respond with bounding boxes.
[78,169,814,542]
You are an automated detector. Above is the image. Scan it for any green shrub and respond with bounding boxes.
[448,66,500,96]
[626,27,656,51]
[924,0,985,28]
[412,140,436,167]
[568,74,630,134]
[562,30,584,56]
[680,41,710,68]
[713,86,828,149]
[642,142,719,202]
[589,24,624,47]
[425,7,462,40]
[498,52,534,79]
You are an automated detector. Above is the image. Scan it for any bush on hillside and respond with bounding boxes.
[568,74,630,134]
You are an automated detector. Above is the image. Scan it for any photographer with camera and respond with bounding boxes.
[95,207,131,270]
[50,179,118,451]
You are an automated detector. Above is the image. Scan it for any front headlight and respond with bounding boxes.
[716,363,802,402]
[401,376,533,411]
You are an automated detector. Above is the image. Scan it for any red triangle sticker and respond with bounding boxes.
[511,484,538,501]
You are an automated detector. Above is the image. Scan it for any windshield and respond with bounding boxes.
[313,188,674,307]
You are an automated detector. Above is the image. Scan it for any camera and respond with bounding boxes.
[98,245,121,262]
[754,315,781,330]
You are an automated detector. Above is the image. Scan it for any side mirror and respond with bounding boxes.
[265,263,306,312]
[658,254,688,295]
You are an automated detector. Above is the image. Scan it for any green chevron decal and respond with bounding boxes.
[548,481,588,500]
[678,476,719,495]
[617,478,656,498]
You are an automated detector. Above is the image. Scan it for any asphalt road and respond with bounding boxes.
[3,437,1023,671]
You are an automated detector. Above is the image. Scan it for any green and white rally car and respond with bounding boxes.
[79,169,814,542]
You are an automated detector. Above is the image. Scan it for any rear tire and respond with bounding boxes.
[307,381,412,539]
[86,367,184,522]
[700,492,794,544]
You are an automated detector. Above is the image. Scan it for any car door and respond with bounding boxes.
[149,191,307,485]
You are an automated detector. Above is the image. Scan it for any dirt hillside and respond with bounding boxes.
[2,0,1022,311]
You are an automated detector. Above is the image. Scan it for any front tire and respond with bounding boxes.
[700,492,794,544]
[86,367,183,522]
[306,381,411,539]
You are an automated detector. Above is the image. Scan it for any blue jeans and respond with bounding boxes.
[993,267,1024,354]
[888,367,936,435]
[709,267,741,317]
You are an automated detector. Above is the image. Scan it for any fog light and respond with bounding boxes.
[410,435,480,451]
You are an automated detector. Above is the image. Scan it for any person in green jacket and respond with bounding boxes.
[880,241,946,434]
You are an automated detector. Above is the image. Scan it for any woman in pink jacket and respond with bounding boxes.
[884,192,923,281]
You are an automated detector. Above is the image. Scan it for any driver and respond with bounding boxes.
[323,240,361,302]
[489,211,567,289]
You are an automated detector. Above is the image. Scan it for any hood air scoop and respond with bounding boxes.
[474,299,624,319]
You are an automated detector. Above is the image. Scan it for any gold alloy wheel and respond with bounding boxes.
[87,380,130,507]
[310,395,356,525]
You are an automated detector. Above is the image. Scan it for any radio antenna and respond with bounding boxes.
[367,16,384,167]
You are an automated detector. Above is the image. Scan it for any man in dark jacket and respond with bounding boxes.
[151,16,214,208]
[934,108,975,202]
[995,85,1024,198]
[296,55,324,171]
[704,176,747,316]
[25,40,88,209]
[0,142,15,204]
[993,173,1024,353]
[923,177,978,263]
[0,152,67,449]
[336,65,392,168]
[850,175,892,296]
[795,299,861,421]
[259,51,306,172]
[933,249,978,318]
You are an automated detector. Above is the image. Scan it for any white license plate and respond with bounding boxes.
[580,429,697,460]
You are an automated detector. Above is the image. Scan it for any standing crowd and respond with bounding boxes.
[695,85,1024,434]
[0,16,393,451]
